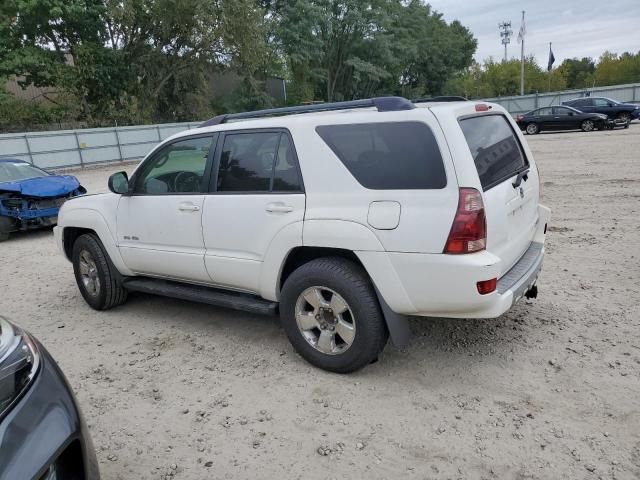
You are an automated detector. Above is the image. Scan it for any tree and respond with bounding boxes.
[557,57,595,89]
[272,0,476,103]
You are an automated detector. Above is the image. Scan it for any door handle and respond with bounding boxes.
[266,203,294,213]
[178,203,200,212]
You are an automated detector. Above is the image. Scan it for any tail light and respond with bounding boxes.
[516,114,524,121]
[475,104,491,112]
[444,188,486,254]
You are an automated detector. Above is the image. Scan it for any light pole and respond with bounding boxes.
[498,21,512,62]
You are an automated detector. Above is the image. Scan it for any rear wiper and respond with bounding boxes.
[512,169,530,188]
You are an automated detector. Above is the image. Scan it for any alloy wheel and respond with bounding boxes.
[294,286,356,355]
[582,120,594,132]
[618,112,631,123]
[78,250,101,296]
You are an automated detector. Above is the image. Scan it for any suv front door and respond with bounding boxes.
[202,130,305,294]
[116,134,216,282]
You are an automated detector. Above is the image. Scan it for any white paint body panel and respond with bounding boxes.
[201,194,305,294]
[116,195,210,282]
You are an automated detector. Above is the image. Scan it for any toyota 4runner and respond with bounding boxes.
[54,97,551,373]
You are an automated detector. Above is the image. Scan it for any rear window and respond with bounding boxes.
[459,115,528,190]
[315,122,446,190]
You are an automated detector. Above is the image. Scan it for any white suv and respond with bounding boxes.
[54,97,550,373]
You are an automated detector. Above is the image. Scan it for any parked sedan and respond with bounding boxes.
[0,158,86,241]
[562,97,640,123]
[0,316,99,479]
[516,106,610,134]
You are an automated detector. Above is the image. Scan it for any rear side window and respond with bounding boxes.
[315,122,446,190]
[459,115,528,190]
[216,132,302,192]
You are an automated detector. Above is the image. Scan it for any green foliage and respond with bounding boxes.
[0,82,79,131]
[273,0,476,103]
[445,51,640,99]
[557,57,595,89]
[594,51,640,87]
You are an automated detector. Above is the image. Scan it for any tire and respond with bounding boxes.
[72,233,128,310]
[279,257,388,373]
[525,123,539,135]
[617,112,631,123]
[581,119,595,132]
[0,216,13,242]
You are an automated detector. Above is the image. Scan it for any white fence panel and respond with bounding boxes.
[485,82,640,114]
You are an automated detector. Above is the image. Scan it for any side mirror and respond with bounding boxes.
[108,171,130,194]
[568,112,574,116]
[608,103,614,107]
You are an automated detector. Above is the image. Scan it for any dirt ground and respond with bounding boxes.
[1,125,639,480]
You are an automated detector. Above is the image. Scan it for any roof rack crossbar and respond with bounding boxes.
[198,96,414,128]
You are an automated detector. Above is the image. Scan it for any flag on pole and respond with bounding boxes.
[517,16,526,43]
[547,44,556,71]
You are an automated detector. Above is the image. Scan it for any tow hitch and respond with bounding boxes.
[525,284,538,299]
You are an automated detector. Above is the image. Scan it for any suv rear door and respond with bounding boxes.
[455,109,540,275]
[201,129,305,293]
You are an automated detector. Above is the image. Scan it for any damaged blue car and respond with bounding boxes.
[0,158,86,241]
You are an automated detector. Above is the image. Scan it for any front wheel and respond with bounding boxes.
[279,257,388,373]
[0,216,14,242]
[525,123,539,135]
[617,112,631,123]
[581,119,595,132]
[72,233,128,310]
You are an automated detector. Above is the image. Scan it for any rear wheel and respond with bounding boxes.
[617,112,631,123]
[279,257,388,373]
[525,123,539,135]
[581,119,595,132]
[72,234,127,310]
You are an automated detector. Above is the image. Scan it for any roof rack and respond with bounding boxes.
[413,96,469,103]
[198,96,415,128]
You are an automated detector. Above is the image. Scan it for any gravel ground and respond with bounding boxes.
[1,125,639,480]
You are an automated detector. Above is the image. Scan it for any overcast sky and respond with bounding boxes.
[427,0,640,66]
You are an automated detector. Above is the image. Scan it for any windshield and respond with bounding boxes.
[0,161,49,183]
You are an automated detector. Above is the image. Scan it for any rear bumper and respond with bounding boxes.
[359,204,551,318]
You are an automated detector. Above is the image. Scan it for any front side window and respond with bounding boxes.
[459,114,528,190]
[133,136,213,194]
[216,132,302,193]
[554,107,573,115]
[315,122,446,190]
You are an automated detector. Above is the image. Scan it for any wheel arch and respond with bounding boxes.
[59,208,133,276]
[277,246,411,348]
[62,226,95,260]
[279,247,364,292]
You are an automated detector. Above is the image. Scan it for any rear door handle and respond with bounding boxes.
[266,203,294,213]
[178,203,200,212]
